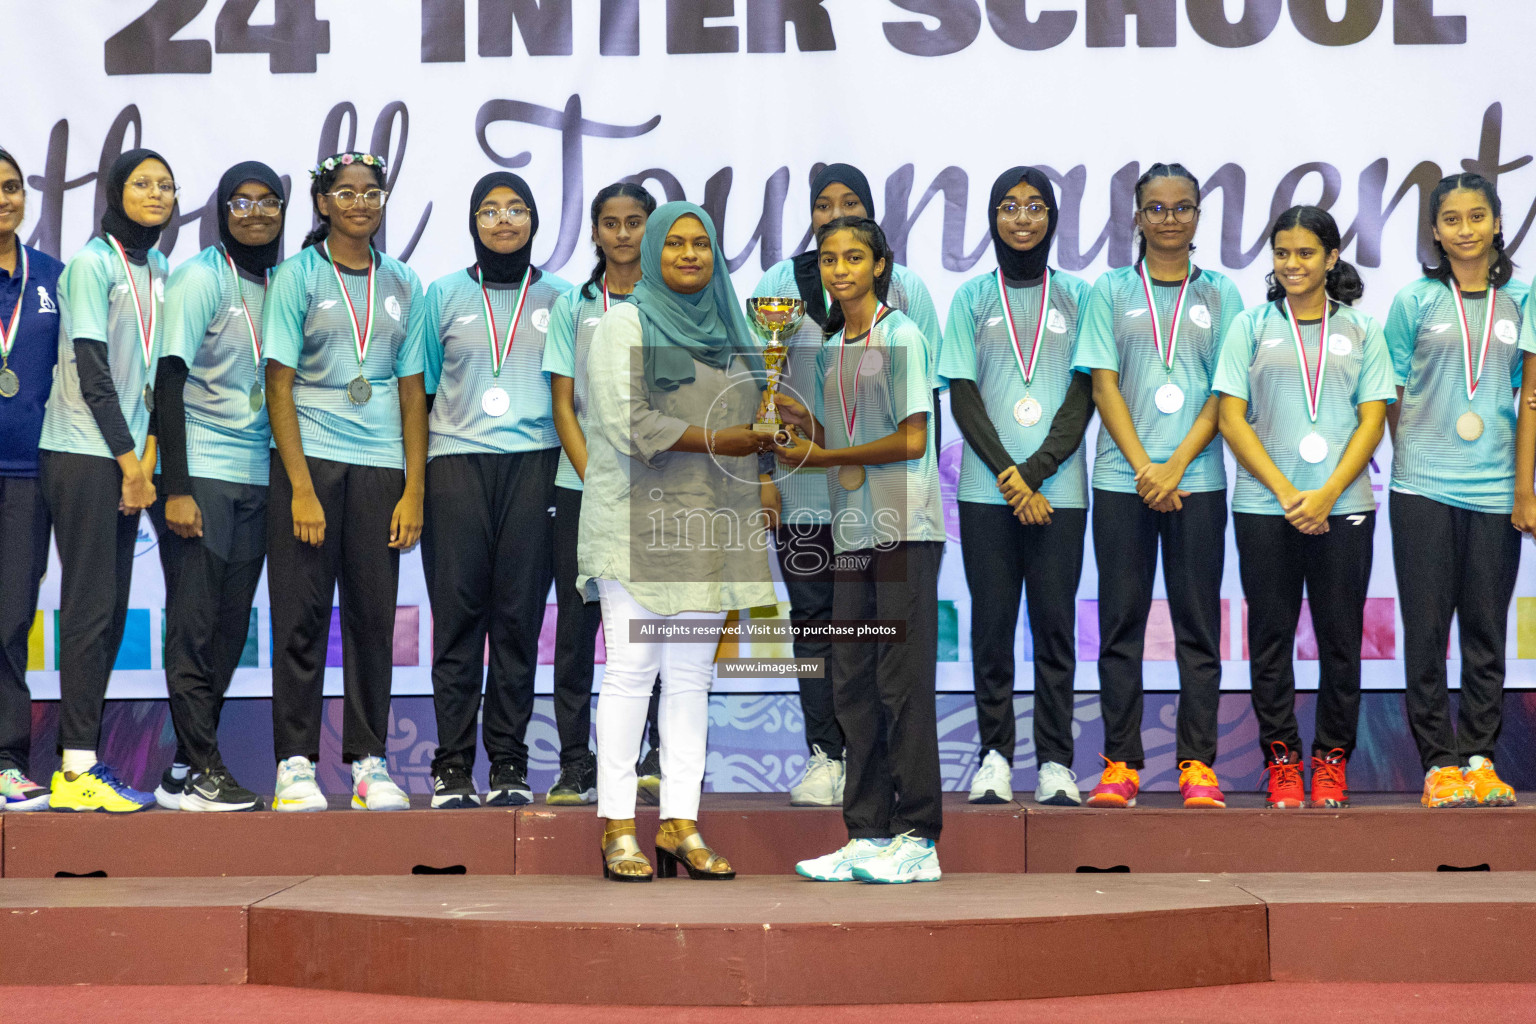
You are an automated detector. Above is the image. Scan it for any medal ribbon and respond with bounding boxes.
[107,235,157,376]
[478,266,533,379]
[1451,279,1497,403]
[601,274,610,312]
[2,243,28,367]
[221,247,266,374]
[838,302,887,438]
[323,241,376,374]
[1137,261,1190,377]
[996,267,1050,391]
[1284,297,1330,425]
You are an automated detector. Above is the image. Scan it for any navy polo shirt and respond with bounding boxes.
[0,242,65,477]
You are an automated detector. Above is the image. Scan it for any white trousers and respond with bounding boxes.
[594,580,723,821]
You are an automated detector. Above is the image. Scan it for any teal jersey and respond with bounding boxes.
[938,268,1091,508]
[160,245,271,485]
[1213,301,1396,516]
[752,258,942,525]
[262,244,425,470]
[417,267,572,461]
[813,308,945,554]
[1072,264,1242,494]
[541,281,632,491]
[40,237,168,459]
[1390,276,1529,513]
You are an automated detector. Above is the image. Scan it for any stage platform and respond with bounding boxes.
[3,872,1534,1003]
[3,792,1531,878]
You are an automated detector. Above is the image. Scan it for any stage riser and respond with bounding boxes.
[4,795,1530,877]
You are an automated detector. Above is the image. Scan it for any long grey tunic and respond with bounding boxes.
[576,302,775,616]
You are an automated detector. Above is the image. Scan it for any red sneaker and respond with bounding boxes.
[1309,749,1350,808]
[1262,741,1304,808]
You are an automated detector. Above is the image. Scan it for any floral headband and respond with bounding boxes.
[309,152,386,179]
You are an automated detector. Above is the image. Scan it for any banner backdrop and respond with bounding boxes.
[8,0,1536,701]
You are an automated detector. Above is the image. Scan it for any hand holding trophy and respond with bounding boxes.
[746,296,806,450]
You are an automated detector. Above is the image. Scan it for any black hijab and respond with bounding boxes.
[102,148,174,257]
[217,161,285,276]
[469,171,538,284]
[990,166,1058,282]
[793,162,878,326]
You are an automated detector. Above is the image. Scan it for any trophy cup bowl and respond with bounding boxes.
[748,297,806,445]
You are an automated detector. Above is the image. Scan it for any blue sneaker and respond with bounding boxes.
[851,832,941,883]
[795,839,889,881]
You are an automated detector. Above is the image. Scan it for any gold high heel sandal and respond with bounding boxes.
[601,819,654,882]
[654,818,736,880]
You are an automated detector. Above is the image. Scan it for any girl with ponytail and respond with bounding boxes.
[1071,162,1244,811]
[1215,204,1394,810]
[262,151,426,813]
[1387,173,1528,809]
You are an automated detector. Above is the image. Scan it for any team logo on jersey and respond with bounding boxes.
[1430,323,1452,334]
[1328,334,1353,356]
[986,315,1004,328]
[318,299,339,310]
[1496,319,1519,345]
[1187,304,1211,329]
[153,278,166,302]
[456,314,478,325]
[36,286,57,314]
[532,308,550,332]
[385,296,402,321]
[1124,308,1147,319]
[1047,309,1067,334]
[584,316,601,326]
[1262,336,1284,348]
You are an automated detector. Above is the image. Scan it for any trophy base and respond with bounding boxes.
[751,423,780,433]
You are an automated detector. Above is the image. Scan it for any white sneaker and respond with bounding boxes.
[273,756,328,812]
[789,745,846,806]
[795,838,889,881]
[351,756,410,811]
[1034,761,1082,806]
[968,749,1013,804]
[851,832,941,884]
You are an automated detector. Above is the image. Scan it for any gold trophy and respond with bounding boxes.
[747,297,806,447]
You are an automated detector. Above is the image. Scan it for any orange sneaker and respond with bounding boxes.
[1085,757,1139,808]
[1309,749,1350,808]
[1463,756,1516,807]
[1178,760,1226,808]
[1262,742,1305,808]
[1421,765,1475,808]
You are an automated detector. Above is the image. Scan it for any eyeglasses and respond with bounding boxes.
[327,189,388,211]
[997,201,1050,223]
[227,196,283,218]
[1139,203,1200,224]
[129,179,180,198]
[476,206,531,227]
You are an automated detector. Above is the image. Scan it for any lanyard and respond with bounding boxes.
[221,247,267,373]
[478,266,533,378]
[106,235,157,375]
[323,241,376,372]
[837,302,886,437]
[1,242,27,365]
[996,267,1050,391]
[1284,297,1330,424]
[1451,279,1497,402]
[1137,261,1189,377]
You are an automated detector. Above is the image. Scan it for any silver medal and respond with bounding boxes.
[0,367,18,398]
[1456,411,1485,441]
[481,385,511,418]
[1154,381,1184,414]
[1298,431,1329,464]
[347,375,372,405]
[143,384,155,414]
[249,384,265,413]
[1013,395,1042,427]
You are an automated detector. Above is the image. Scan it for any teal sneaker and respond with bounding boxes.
[851,832,941,884]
